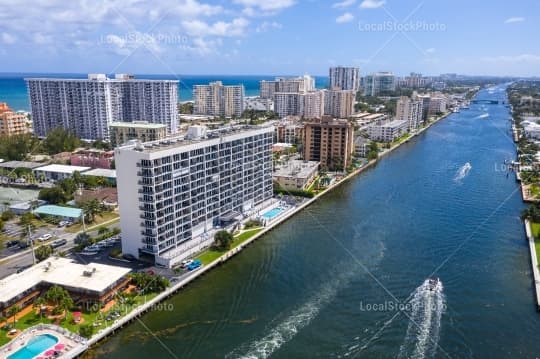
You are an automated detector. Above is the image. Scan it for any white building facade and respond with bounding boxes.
[26,74,178,140]
[115,125,274,267]
[193,81,245,118]
[329,67,360,92]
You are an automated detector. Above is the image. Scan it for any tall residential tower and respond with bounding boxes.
[26,74,178,140]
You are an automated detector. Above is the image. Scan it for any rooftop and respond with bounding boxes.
[82,168,117,178]
[33,205,83,219]
[0,257,132,304]
[34,164,91,174]
[0,161,44,170]
[274,159,319,179]
[118,125,274,154]
[109,121,167,129]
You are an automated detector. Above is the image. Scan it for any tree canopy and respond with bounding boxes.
[42,127,81,155]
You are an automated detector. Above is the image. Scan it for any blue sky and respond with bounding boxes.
[0,0,538,76]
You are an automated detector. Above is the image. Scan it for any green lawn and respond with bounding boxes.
[197,228,263,265]
[65,212,119,233]
[531,223,540,265]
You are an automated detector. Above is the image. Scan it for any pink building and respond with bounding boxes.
[70,150,114,169]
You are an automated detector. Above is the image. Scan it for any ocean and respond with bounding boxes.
[0,73,329,111]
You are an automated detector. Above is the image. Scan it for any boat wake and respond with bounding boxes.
[397,279,446,359]
[227,269,354,359]
[475,113,489,119]
[454,162,472,182]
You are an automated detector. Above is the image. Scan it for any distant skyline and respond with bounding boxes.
[0,0,539,77]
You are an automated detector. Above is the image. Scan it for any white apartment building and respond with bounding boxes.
[396,96,424,130]
[193,81,244,118]
[26,74,178,140]
[274,93,300,118]
[324,89,355,118]
[428,95,448,115]
[367,120,408,142]
[274,91,325,119]
[259,75,315,99]
[362,72,396,96]
[329,67,360,92]
[299,91,325,119]
[115,125,274,267]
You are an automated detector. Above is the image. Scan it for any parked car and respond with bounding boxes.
[57,221,69,227]
[18,241,30,249]
[181,259,193,268]
[38,233,52,242]
[51,239,67,248]
[187,260,202,271]
[6,240,19,248]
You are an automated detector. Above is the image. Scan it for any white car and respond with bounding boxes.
[181,259,193,268]
[38,234,52,242]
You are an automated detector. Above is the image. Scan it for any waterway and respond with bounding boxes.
[85,84,539,358]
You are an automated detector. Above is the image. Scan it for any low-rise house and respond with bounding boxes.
[273,159,319,191]
[81,168,117,186]
[0,257,131,315]
[354,137,371,158]
[367,120,408,142]
[33,164,90,182]
[70,149,114,169]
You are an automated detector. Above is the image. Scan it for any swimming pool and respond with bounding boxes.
[7,334,58,359]
[261,207,284,220]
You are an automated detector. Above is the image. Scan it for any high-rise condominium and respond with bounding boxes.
[26,74,178,140]
[303,117,354,171]
[395,96,424,130]
[362,72,396,96]
[115,125,274,267]
[274,91,325,119]
[324,89,355,118]
[259,75,315,99]
[193,81,245,118]
[329,67,360,92]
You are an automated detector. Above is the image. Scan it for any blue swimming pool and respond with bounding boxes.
[261,207,284,220]
[7,334,58,359]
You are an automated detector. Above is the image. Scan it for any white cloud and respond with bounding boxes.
[234,0,295,16]
[332,0,356,8]
[481,54,540,63]
[0,32,16,45]
[336,13,354,23]
[425,48,436,54]
[359,0,386,9]
[181,18,249,37]
[256,21,282,33]
[33,33,53,44]
[504,17,525,24]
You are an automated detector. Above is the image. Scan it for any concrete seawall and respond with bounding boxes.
[525,220,540,310]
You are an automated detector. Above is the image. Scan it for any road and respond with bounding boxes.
[0,221,121,279]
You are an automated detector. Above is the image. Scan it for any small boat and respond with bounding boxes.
[428,277,440,291]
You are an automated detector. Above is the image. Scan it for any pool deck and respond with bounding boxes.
[1,324,87,358]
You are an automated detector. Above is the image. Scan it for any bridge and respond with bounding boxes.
[471,99,501,105]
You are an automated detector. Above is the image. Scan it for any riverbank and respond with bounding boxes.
[525,220,540,310]
[77,111,454,356]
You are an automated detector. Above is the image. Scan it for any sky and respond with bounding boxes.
[0,0,539,77]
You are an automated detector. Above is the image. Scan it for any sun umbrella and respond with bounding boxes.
[54,343,65,350]
[45,349,55,356]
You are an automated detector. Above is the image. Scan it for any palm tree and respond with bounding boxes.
[7,305,20,327]
[82,199,101,223]
[33,297,47,318]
